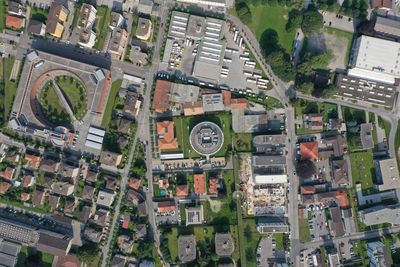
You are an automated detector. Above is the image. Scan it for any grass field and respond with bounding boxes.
[349,150,377,194]
[56,76,88,120]
[38,82,71,126]
[4,57,19,123]
[102,79,122,128]
[173,113,233,158]
[273,233,285,250]
[233,133,253,152]
[31,7,49,23]
[247,5,296,54]
[299,218,311,243]
[0,0,5,32]
[94,6,111,50]
[240,218,262,267]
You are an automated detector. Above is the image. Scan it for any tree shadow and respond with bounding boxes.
[259,28,280,56]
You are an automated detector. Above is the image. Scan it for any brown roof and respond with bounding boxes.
[300,185,316,195]
[156,121,178,150]
[32,190,45,206]
[86,171,98,183]
[64,198,77,214]
[373,0,392,8]
[194,173,206,195]
[152,80,171,113]
[176,184,188,197]
[331,159,350,187]
[25,153,41,169]
[183,101,204,116]
[123,91,140,117]
[100,151,122,167]
[22,175,34,188]
[78,205,93,223]
[128,178,140,190]
[55,254,82,267]
[118,119,131,134]
[37,233,71,256]
[0,181,11,194]
[40,158,60,173]
[49,194,60,210]
[157,201,176,213]
[125,189,143,206]
[82,185,95,200]
[300,142,319,161]
[105,176,119,191]
[230,98,248,109]
[91,209,109,227]
[209,178,219,195]
[6,15,24,29]
[329,206,345,237]
[46,2,69,36]
[21,193,30,202]
[27,19,45,35]
[222,90,231,106]
[0,167,15,180]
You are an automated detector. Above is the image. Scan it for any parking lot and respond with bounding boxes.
[257,237,276,267]
[322,11,357,33]
[307,208,329,242]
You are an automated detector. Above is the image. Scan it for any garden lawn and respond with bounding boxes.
[349,150,377,194]
[233,133,253,152]
[273,233,285,250]
[102,79,122,128]
[240,218,262,267]
[247,5,296,54]
[94,6,111,50]
[4,57,19,122]
[299,218,311,243]
[0,0,4,32]
[31,7,49,23]
[56,76,88,120]
[38,82,71,126]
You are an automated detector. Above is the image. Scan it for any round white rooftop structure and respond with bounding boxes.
[189,121,224,156]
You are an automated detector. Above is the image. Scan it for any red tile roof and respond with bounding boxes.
[176,184,188,197]
[209,178,219,195]
[300,142,319,161]
[373,0,392,8]
[152,80,171,113]
[335,191,350,208]
[0,182,11,195]
[157,201,176,213]
[22,175,34,188]
[21,193,30,202]
[222,90,231,106]
[300,186,316,195]
[230,98,248,109]
[6,15,24,29]
[156,121,177,150]
[0,167,15,180]
[194,174,206,195]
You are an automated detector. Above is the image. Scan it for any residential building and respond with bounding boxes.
[0,239,20,267]
[108,27,128,60]
[32,189,45,206]
[231,109,269,133]
[8,2,26,17]
[300,141,319,161]
[136,18,152,41]
[372,0,392,9]
[329,206,345,237]
[152,80,172,113]
[176,0,226,7]
[157,201,176,213]
[359,204,400,226]
[109,12,124,30]
[202,93,224,113]
[367,241,390,267]
[215,233,234,257]
[46,2,69,38]
[194,173,206,195]
[252,134,286,154]
[182,101,204,116]
[0,182,11,195]
[0,167,15,180]
[5,15,24,29]
[77,4,96,29]
[137,0,153,15]
[375,158,400,191]
[97,190,116,208]
[27,20,46,36]
[178,235,196,263]
[40,158,60,173]
[360,123,374,149]
[123,91,141,117]
[303,114,324,131]
[176,184,189,197]
[51,182,74,196]
[256,216,289,233]
[156,121,178,151]
[36,232,72,256]
[330,158,350,188]
[24,153,41,169]
[100,151,123,167]
[78,29,96,48]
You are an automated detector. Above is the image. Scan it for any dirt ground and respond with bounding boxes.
[208,199,222,212]
[306,32,348,70]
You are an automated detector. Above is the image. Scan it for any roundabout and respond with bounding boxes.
[189,121,224,156]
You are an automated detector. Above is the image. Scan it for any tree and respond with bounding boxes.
[244,224,252,240]
[267,50,296,81]
[301,8,323,35]
[286,10,303,32]
[77,243,99,264]
[296,159,317,179]
[235,2,252,24]
[321,84,337,98]
[296,81,314,94]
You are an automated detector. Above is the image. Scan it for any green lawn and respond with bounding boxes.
[0,0,5,32]
[71,5,81,28]
[16,246,54,267]
[102,79,122,129]
[4,57,19,123]
[240,218,262,267]
[349,150,377,194]
[38,82,71,126]
[247,5,296,54]
[30,7,49,23]
[94,6,111,50]
[273,233,285,250]
[233,133,253,152]
[173,113,233,159]
[56,76,88,120]
[299,218,311,243]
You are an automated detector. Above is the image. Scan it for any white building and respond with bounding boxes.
[175,0,226,7]
[349,35,400,84]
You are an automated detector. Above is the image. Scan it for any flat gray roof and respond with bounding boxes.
[202,93,224,112]
[376,158,400,191]
[374,16,400,37]
[252,155,286,166]
[360,204,400,226]
[360,123,374,149]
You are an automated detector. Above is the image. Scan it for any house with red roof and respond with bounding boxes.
[156,121,178,151]
[6,15,24,29]
[194,173,206,195]
[300,142,319,161]
[176,184,188,197]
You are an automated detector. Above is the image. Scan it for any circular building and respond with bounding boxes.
[189,121,224,156]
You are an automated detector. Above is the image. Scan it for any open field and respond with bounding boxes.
[299,218,311,243]
[324,27,354,67]
[94,6,111,50]
[233,133,253,152]
[56,76,88,120]
[349,150,377,194]
[38,82,71,126]
[4,57,19,123]
[102,79,122,128]
[247,5,296,54]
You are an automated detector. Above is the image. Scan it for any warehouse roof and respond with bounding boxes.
[374,16,400,37]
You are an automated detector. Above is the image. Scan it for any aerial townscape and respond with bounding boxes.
[0,0,399,265]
